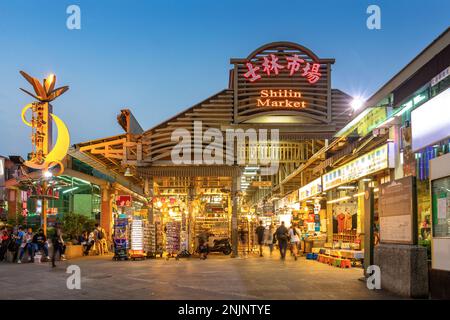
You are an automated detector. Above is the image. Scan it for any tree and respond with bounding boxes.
[58,213,96,241]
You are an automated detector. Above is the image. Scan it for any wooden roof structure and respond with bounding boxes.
[73,41,354,201]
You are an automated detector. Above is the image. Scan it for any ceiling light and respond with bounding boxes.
[124,167,133,177]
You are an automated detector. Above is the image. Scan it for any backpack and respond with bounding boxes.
[97,229,104,240]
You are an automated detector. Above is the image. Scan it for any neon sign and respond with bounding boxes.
[244,54,322,84]
[256,89,306,108]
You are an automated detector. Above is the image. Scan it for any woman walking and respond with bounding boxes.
[265,224,275,256]
[289,223,301,261]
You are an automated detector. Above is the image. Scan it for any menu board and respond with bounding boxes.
[379,176,415,244]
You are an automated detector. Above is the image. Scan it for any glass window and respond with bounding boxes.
[432,176,450,238]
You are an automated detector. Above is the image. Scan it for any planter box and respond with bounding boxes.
[64,244,83,259]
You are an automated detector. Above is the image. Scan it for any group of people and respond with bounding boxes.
[0,224,67,267]
[255,221,302,260]
[78,224,108,256]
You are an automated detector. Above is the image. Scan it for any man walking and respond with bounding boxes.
[51,224,66,268]
[275,221,289,260]
[255,221,266,257]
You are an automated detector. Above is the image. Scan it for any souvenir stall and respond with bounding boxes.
[112,194,149,260]
[153,195,186,258]
[194,194,230,249]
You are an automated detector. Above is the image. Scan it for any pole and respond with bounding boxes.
[42,181,47,236]
[363,185,374,276]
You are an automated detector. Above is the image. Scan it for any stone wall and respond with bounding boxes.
[374,243,429,298]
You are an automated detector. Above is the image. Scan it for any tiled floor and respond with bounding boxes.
[0,253,403,300]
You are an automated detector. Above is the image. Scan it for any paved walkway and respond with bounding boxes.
[0,253,402,300]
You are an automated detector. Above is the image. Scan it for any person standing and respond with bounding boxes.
[275,222,289,260]
[289,223,301,261]
[18,228,34,263]
[0,228,10,262]
[51,224,66,268]
[265,224,275,256]
[12,226,25,263]
[255,221,266,257]
[94,224,105,255]
[32,229,50,261]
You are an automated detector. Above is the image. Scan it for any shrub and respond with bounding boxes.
[58,213,97,241]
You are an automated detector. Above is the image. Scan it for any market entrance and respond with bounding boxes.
[74,41,353,260]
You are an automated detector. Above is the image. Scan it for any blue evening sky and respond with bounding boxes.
[0,0,449,157]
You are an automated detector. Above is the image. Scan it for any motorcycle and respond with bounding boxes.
[207,237,232,255]
[197,234,232,256]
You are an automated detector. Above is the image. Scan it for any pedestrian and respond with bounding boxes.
[18,227,35,263]
[275,221,289,260]
[265,224,274,256]
[94,224,105,255]
[0,228,10,262]
[289,223,301,261]
[255,220,266,257]
[51,224,66,268]
[12,226,25,263]
[32,228,50,261]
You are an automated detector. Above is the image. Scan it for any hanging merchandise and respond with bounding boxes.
[129,218,146,260]
[113,217,129,261]
[165,221,181,256]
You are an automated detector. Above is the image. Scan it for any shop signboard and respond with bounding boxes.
[252,181,272,187]
[411,88,450,152]
[116,195,132,207]
[379,176,416,244]
[298,177,322,201]
[431,66,450,87]
[0,157,5,202]
[232,42,334,124]
[323,143,392,191]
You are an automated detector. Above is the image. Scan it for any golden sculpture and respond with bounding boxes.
[20,71,70,175]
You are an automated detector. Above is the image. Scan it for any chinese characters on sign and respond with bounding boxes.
[323,144,390,191]
[298,177,323,201]
[244,54,322,84]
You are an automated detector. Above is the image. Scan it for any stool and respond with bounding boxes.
[312,253,318,260]
[306,253,314,260]
[340,259,351,268]
[333,258,341,267]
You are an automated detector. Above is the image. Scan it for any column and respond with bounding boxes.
[231,171,240,258]
[101,186,114,239]
[7,189,18,222]
[360,181,374,276]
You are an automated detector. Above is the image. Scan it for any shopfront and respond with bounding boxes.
[314,143,395,267]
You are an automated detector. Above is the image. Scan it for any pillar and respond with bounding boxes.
[7,189,18,222]
[231,171,239,258]
[101,186,114,239]
[361,182,374,276]
[326,192,333,243]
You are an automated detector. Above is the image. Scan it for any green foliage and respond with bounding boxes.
[58,213,97,240]
[7,215,25,228]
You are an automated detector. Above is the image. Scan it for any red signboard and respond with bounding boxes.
[116,195,132,207]
[244,54,322,84]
